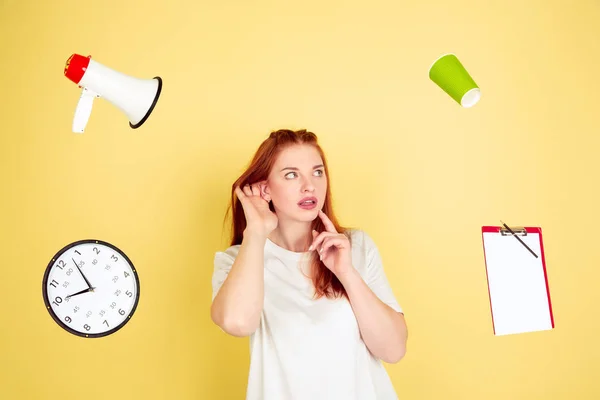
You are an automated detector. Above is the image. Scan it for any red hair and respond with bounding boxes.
[223,128,352,300]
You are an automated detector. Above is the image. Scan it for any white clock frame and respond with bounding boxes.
[42,239,140,338]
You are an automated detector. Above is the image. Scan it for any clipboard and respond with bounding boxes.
[481,225,555,336]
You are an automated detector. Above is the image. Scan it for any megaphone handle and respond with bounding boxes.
[72,87,100,133]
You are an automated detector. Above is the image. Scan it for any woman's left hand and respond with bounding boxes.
[309,210,353,276]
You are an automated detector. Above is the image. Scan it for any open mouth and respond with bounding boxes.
[298,197,317,210]
[298,197,317,206]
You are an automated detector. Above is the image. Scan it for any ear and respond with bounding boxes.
[259,181,271,202]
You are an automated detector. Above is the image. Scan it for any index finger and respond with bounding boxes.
[318,210,337,233]
[234,186,246,201]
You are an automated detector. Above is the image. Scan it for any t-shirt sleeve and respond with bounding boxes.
[211,246,239,301]
[361,231,403,313]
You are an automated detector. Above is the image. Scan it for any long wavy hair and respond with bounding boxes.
[223,128,352,300]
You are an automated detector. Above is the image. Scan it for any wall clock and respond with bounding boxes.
[42,239,140,338]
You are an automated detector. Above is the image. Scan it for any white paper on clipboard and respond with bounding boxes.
[481,226,554,336]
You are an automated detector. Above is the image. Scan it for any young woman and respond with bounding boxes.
[210,129,408,400]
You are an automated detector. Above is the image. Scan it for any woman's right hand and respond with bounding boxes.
[235,182,278,238]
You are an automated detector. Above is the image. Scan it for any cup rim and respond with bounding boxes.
[428,53,456,74]
[460,87,481,108]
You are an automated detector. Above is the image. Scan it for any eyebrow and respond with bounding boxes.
[280,164,324,172]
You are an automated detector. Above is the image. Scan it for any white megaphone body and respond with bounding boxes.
[64,53,162,133]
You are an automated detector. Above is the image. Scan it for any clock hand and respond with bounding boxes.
[66,287,95,299]
[72,258,93,289]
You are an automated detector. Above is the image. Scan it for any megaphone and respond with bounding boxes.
[64,53,162,133]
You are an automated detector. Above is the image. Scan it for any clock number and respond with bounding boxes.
[66,268,73,276]
[124,271,130,278]
[118,309,126,316]
[110,302,116,309]
[49,279,59,288]
[56,260,66,270]
[83,324,91,331]
[99,310,106,317]
[126,290,133,298]
[62,281,70,288]
[86,311,92,318]
[78,260,85,267]
[74,306,80,313]
[74,250,81,255]
[65,316,72,323]
[92,259,98,265]
[112,276,119,283]
[114,289,121,296]
[52,296,63,307]
[105,264,111,271]
[111,254,118,262]
[103,320,109,327]
[93,247,100,255]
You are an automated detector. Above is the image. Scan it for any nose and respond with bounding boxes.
[301,178,315,192]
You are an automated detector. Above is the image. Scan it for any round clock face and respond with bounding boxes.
[42,239,140,338]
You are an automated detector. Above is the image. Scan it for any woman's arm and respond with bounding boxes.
[210,231,266,337]
[338,268,408,363]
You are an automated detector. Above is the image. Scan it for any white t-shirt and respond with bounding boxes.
[212,229,403,400]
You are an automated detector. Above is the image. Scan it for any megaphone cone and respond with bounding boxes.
[64,54,162,132]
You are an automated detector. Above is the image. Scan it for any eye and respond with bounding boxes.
[284,172,297,179]
[314,169,324,177]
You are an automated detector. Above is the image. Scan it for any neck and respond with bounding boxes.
[268,219,313,252]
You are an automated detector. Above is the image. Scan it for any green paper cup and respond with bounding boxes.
[429,53,481,108]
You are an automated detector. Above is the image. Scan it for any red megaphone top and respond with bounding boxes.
[64,54,91,84]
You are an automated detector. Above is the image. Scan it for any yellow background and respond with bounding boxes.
[1,0,599,399]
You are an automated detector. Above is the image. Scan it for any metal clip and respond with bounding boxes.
[500,226,527,236]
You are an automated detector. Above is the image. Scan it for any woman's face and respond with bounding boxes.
[264,144,327,223]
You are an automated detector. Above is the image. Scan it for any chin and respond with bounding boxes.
[292,207,319,222]
[306,208,321,221]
